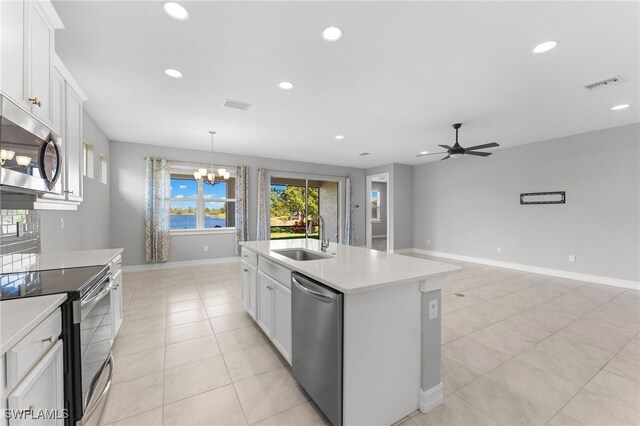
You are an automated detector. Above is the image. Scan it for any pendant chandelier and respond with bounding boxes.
[193,130,229,182]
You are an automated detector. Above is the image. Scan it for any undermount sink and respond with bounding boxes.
[273,248,333,261]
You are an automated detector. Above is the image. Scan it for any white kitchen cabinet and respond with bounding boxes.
[241,261,257,319]
[255,270,292,364]
[64,83,83,203]
[25,0,54,126]
[0,0,27,108]
[110,269,123,338]
[257,271,273,336]
[0,0,62,128]
[272,280,292,363]
[7,340,64,426]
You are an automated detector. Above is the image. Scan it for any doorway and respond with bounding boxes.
[268,172,343,244]
[366,172,392,252]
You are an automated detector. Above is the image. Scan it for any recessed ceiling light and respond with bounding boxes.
[611,104,630,110]
[420,151,429,155]
[163,2,189,21]
[278,81,294,90]
[335,135,344,140]
[164,68,183,78]
[532,40,558,54]
[322,27,343,42]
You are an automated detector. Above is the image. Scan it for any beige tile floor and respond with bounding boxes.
[99,255,639,426]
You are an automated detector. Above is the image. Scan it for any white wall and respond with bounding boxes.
[412,124,640,282]
[110,141,366,266]
[40,111,111,251]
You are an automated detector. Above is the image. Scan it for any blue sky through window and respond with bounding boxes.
[171,178,198,199]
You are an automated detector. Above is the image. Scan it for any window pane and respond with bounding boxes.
[170,200,197,229]
[204,177,235,199]
[205,201,235,228]
[171,177,198,199]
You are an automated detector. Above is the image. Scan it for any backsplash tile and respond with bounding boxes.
[0,209,40,256]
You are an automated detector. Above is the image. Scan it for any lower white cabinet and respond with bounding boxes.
[7,340,64,426]
[240,261,257,319]
[257,271,274,336]
[110,269,123,338]
[256,271,292,364]
[272,280,292,362]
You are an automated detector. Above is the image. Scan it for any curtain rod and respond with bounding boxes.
[266,169,347,179]
[144,158,237,169]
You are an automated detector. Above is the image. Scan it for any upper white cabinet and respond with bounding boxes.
[64,82,83,202]
[0,0,63,130]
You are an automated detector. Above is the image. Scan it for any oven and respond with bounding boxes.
[0,94,63,194]
[74,271,113,426]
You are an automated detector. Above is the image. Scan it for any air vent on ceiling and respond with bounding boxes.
[223,99,251,110]
[359,152,371,156]
[584,76,624,91]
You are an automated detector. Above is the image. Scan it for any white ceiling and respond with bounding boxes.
[52,1,639,168]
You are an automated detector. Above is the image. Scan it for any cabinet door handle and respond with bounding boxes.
[64,190,75,194]
[243,268,249,272]
[28,97,41,107]
[41,336,53,343]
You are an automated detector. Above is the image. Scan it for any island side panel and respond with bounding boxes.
[343,281,421,425]
[420,288,443,411]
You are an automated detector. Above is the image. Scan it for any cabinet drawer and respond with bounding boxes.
[258,256,291,289]
[8,340,64,426]
[241,248,258,267]
[110,255,122,275]
[6,309,61,390]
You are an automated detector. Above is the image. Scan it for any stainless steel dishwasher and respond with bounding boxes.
[291,272,343,426]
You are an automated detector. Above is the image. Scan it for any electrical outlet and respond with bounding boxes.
[497,247,502,254]
[59,218,64,230]
[427,239,431,245]
[429,299,438,320]
[204,245,209,253]
[568,254,575,263]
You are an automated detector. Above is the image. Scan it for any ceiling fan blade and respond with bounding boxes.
[440,155,451,161]
[465,151,492,157]
[465,142,500,151]
[438,144,452,150]
[416,152,447,157]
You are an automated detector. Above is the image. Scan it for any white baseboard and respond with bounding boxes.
[123,256,240,272]
[372,234,387,239]
[419,383,443,413]
[408,248,639,290]
[393,248,414,254]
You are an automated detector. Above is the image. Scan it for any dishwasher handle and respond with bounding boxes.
[292,276,336,303]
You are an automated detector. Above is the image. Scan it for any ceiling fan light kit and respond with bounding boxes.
[416,122,500,161]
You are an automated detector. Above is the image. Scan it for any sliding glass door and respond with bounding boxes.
[269,174,341,243]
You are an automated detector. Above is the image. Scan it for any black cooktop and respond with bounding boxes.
[0,265,109,301]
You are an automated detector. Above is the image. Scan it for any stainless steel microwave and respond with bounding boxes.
[0,94,63,195]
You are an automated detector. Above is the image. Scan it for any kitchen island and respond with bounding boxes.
[240,239,460,425]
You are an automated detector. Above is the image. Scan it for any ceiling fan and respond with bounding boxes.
[417,123,499,160]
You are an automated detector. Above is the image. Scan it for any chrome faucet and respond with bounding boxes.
[309,214,330,252]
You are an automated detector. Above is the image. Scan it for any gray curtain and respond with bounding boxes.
[344,176,353,245]
[257,168,269,240]
[144,158,171,262]
[235,165,248,254]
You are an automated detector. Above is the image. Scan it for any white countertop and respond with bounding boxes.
[1,248,123,274]
[0,294,67,356]
[240,240,461,294]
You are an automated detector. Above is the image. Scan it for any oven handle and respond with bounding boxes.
[83,354,114,420]
[81,275,113,307]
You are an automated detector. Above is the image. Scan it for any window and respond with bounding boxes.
[371,191,381,222]
[170,172,236,232]
[100,155,108,184]
[82,142,94,178]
